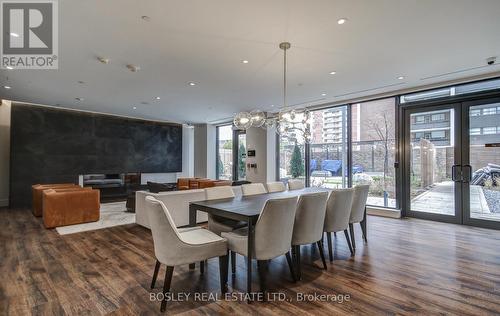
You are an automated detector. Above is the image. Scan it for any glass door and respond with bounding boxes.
[403,104,463,224]
[462,98,500,229]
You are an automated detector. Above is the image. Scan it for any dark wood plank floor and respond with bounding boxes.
[1,208,500,315]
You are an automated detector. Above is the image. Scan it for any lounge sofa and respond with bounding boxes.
[42,187,100,228]
[32,183,80,216]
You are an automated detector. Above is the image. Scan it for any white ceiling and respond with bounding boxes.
[2,0,500,123]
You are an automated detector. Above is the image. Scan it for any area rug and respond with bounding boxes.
[56,201,135,235]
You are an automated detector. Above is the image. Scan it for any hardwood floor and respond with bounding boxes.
[1,208,500,315]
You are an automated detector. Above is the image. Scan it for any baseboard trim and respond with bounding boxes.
[367,206,401,219]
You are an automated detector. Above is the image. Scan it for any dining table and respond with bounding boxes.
[188,186,333,296]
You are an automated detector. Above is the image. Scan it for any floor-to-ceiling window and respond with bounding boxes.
[309,106,349,189]
[351,98,397,208]
[216,125,233,180]
[279,131,306,185]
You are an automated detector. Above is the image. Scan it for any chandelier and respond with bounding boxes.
[233,42,311,143]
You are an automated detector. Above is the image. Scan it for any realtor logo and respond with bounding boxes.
[1,0,58,69]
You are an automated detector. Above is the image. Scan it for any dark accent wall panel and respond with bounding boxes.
[10,104,182,208]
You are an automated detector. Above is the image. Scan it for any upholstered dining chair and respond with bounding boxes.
[291,192,329,279]
[323,188,355,260]
[288,179,305,190]
[266,181,286,193]
[145,196,228,312]
[348,185,370,251]
[221,197,298,293]
[241,183,267,196]
[205,186,245,274]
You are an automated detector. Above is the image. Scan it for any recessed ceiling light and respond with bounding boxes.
[133,106,137,110]
[10,32,19,37]
[270,104,275,107]
[188,82,196,86]
[126,64,140,72]
[155,96,161,100]
[242,60,249,64]
[6,66,13,70]
[141,101,149,105]
[337,18,347,25]
[329,71,337,75]
[77,80,85,84]
[141,15,151,21]
[75,97,84,101]
[4,85,11,89]
[397,76,405,80]
[97,57,110,64]
[321,93,327,96]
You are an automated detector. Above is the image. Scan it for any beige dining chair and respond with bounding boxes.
[221,197,298,293]
[349,185,370,251]
[266,181,286,193]
[323,188,355,260]
[205,186,245,274]
[241,183,267,196]
[291,191,329,279]
[288,179,305,190]
[146,196,228,312]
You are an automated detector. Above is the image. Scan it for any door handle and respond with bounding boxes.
[462,165,472,183]
[451,165,462,182]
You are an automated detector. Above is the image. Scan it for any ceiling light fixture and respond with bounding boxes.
[155,96,161,100]
[75,97,84,101]
[233,42,312,142]
[398,76,405,80]
[141,15,151,21]
[329,71,336,75]
[242,60,249,64]
[10,32,19,37]
[337,18,347,25]
[188,82,196,86]
[6,66,13,70]
[321,93,327,96]
[133,106,137,110]
[4,86,12,89]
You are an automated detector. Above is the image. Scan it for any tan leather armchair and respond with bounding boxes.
[32,183,79,216]
[42,187,100,228]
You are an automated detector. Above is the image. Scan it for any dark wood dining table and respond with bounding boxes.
[188,187,332,295]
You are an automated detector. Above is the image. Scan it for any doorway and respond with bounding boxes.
[403,99,500,229]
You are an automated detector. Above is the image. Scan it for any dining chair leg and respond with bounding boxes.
[344,229,354,256]
[360,221,367,243]
[349,223,356,250]
[316,241,327,270]
[296,245,302,280]
[285,251,297,282]
[326,232,333,262]
[160,266,174,313]
[218,255,228,294]
[257,260,267,295]
[200,260,205,275]
[151,259,161,289]
[230,250,236,274]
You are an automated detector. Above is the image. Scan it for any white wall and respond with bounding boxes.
[0,100,11,207]
[194,123,216,179]
[245,127,268,184]
[266,127,277,182]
